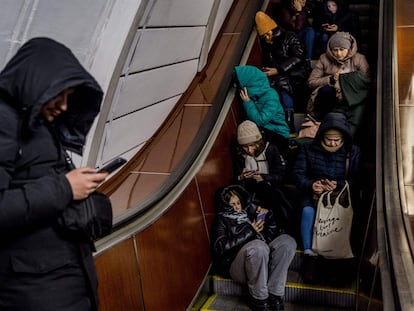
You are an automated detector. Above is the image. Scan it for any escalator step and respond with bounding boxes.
[210,269,357,309]
[200,293,354,311]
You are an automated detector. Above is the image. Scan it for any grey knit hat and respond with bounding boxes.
[237,120,262,145]
[329,32,352,49]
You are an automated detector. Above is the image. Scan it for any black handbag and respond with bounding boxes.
[57,150,113,243]
[57,191,113,241]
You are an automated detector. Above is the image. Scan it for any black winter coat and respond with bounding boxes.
[211,185,284,277]
[259,27,308,95]
[314,0,357,35]
[0,38,103,311]
[231,141,286,188]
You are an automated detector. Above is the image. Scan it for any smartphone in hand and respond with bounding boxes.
[256,213,266,222]
[306,113,318,123]
[243,170,257,178]
[96,157,127,174]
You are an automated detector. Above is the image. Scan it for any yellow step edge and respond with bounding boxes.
[200,293,219,311]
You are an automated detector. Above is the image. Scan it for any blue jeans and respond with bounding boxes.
[301,206,315,251]
[280,91,294,112]
[318,32,329,53]
[299,26,315,60]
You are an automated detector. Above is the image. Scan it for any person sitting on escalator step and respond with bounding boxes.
[211,184,297,311]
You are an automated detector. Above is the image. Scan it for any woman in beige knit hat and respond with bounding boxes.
[231,120,293,229]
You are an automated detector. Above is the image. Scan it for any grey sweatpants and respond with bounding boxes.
[229,234,296,299]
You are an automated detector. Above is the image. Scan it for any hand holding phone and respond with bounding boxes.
[306,113,318,123]
[96,157,127,174]
[243,170,257,178]
[256,212,266,222]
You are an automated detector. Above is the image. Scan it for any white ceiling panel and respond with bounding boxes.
[111,59,198,118]
[209,0,234,50]
[0,0,26,66]
[101,96,180,161]
[145,0,214,27]
[26,0,110,63]
[128,27,204,72]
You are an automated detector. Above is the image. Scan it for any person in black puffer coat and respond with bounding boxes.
[313,0,360,53]
[255,11,309,132]
[211,185,296,311]
[0,37,108,310]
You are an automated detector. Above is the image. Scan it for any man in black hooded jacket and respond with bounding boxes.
[0,37,108,310]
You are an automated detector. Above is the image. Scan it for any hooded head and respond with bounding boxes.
[215,184,252,214]
[326,32,357,62]
[233,65,271,94]
[313,112,352,152]
[0,37,103,154]
[255,11,277,36]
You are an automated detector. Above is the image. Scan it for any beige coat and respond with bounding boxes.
[307,34,370,113]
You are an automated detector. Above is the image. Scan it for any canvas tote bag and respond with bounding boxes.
[312,181,354,259]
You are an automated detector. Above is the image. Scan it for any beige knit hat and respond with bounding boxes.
[255,11,277,36]
[237,120,262,145]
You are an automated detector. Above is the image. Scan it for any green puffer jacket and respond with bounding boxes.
[234,65,290,139]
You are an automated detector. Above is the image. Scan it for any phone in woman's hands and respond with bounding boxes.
[256,212,266,222]
[244,170,258,178]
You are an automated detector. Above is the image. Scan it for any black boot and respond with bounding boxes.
[246,293,270,311]
[302,254,319,284]
[268,294,284,311]
[285,110,295,134]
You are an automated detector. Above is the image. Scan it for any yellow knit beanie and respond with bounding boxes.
[255,11,277,36]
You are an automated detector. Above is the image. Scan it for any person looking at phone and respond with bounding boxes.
[313,0,360,53]
[292,112,361,284]
[232,120,293,228]
[0,37,108,310]
[306,31,370,138]
[254,11,309,133]
[211,184,296,311]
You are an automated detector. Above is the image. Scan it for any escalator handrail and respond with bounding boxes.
[376,0,414,309]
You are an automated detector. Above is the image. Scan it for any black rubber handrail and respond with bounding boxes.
[376,0,414,309]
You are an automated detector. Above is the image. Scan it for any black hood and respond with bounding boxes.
[0,37,103,154]
[215,185,253,214]
[313,112,353,149]
[323,0,348,16]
